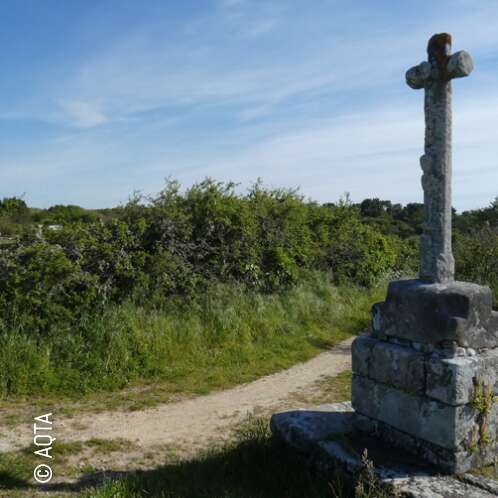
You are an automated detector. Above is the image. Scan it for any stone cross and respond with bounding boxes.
[406,34,473,283]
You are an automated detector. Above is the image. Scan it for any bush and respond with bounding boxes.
[326,217,398,286]
[0,180,411,333]
[0,243,100,332]
[455,226,498,301]
[0,197,29,222]
[42,204,100,224]
[45,220,149,303]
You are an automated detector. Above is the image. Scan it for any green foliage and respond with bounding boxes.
[360,198,390,218]
[471,377,497,416]
[0,274,382,398]
[454,227,498,301]
[45,220,149,303]
[468,377,497,451]
[39,204,100,224]
[357,198,424,238]
[0,242,100,332]
[2,180,498,399]
[326,217,398,286]
[0,180,409,335]
[0,197,30,236]
[0,197,28,221]
[454,197,498,233]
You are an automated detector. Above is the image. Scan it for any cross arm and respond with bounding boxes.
[447,50,474,79]
[406,50,474,89]
[406,61,431,89]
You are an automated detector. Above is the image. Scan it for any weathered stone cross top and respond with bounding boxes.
[406,34,473,283]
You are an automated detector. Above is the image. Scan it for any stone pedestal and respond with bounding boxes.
[271,403,498,497]
[352,279,498,473]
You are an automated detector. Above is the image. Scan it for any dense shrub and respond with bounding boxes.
[0,180,415,333]
[40,204,100,224]
[0,243,100,332]
[45,220,149,302]
[455,226,498,301]
[0,197,30,236]
[326,217,398,286]
[0,197,29,222]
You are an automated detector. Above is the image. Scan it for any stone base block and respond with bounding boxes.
[353,408,498,475]
[372,279,498,348]
[352,334,498,472]
[270,403,498,497]
[426,349,498,405]
[353,334,498,406]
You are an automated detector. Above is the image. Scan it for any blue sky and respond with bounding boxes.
[1,0,498,210]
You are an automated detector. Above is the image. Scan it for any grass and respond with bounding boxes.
[0,271,384,402]
[308,370,352,404]
[85,439,133,455]
[287,370,352,407]
[0,437,140,493]
[0,273,386,497]
[0,451,35,490]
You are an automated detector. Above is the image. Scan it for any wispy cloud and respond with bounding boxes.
[8,2,498,130]
[3,88,498,211]
[3,1,498,210]
[150,91,498,211]
[59,100,109,128]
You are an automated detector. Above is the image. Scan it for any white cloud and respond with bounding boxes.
[157,91,498,211]
[7,2,498,129]
[59,100,108,128]
[3,88,498,211]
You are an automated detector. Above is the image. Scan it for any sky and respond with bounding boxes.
[1,0,498,211]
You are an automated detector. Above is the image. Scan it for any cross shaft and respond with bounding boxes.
[406,33,473,283]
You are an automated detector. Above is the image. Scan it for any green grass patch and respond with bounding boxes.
[0,451,34,490]
[0,272,384,401]
[313,370,352,403]
[86,438,133,454]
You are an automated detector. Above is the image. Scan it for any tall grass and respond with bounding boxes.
[0,271,384,399]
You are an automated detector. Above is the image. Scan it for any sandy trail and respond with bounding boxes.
[3,338,352,455]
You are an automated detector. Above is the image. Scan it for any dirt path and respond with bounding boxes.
[72,337,352,447]
[2,337,352,473]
